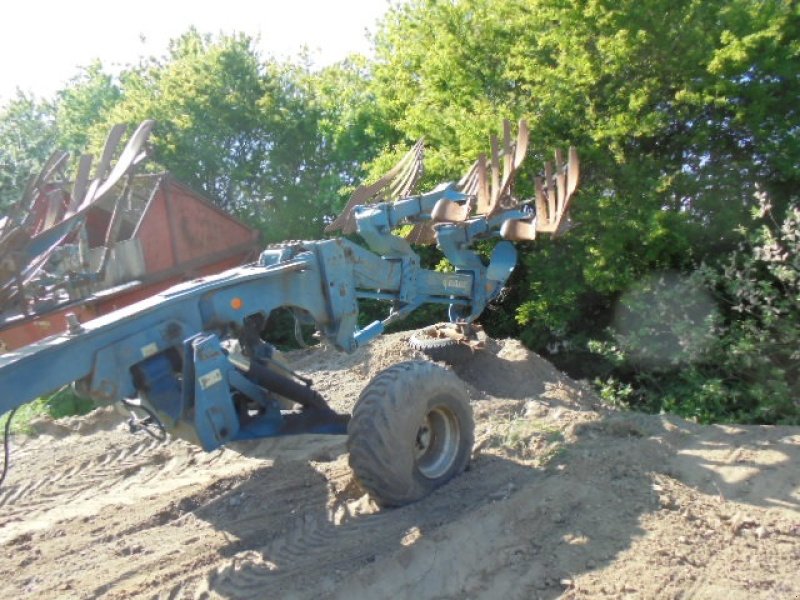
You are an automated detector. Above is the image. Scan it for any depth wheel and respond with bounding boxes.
[347,360,474,507]
[409,324,478,365]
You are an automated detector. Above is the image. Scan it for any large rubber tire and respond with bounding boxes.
[409,330,474,365]
[347,360,474,507]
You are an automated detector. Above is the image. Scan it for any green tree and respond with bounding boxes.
[92,30,278,213]
[80,31,386,242]
[304,56,396,217]
[595,198,800,425]
[0,92,57,210]
[365,0,799,422]
[369,0,799,344]
[244,57,390,241]
[55,61,122,155]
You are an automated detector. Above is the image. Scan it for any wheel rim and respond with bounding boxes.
[414,404,461,479]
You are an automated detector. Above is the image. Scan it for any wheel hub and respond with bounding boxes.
[414,405,461,480]
[416,423,432,452]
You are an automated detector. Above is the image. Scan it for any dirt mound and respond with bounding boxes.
[0,332,798,599]
[28,405,127,438]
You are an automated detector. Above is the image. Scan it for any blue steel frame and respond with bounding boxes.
[0,183,528,451]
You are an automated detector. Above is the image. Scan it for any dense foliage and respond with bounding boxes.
[594,203,800,423]
[0,92,57,209]
[1,0,797,424]
[368,0,799,423]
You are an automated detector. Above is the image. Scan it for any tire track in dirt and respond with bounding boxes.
[0,437,165,522]
[170,454,541,599]
[0,431,276,545]
[2,333,798,599]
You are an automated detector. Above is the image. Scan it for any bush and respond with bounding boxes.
[592,203,800,424]
[1,387,95,434]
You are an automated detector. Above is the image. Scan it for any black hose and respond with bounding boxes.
[121,398,167,442]
[245,360,334,415]
[0,407,18,490]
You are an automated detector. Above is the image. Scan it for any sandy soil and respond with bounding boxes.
[0,332,798,599]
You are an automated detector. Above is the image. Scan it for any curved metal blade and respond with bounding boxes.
[514,120,529,169]
[503,120,513,174]
[94,123,127,182]
[17,151,69,232]
[41,189,68,232]
[485,120,529,218]
[457,158,480,194]
[19,174,38,210]
[476,154,490,214]
[388,144,423,200]
[326,138,424,234]
[544,161,556,225]
[567,146,580,198]
[69,154,93,213]
[87,120,154,207]
[18,150,69,224]
[455,153,491,218]
[81,180,100,211]
[534,176,547,225]
[458,160,477,188]
[555,149,566,209]
[488,134,501,214]
[36,150,70,189]
[534,147,580,235]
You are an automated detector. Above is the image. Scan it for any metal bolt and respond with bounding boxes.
[65,312,84,335]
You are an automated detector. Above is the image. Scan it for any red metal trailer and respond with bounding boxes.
[0,172,260,351]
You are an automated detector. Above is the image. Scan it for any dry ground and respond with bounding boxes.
[1,332,798,599]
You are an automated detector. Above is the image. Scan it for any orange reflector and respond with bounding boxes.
[230,297,243,310]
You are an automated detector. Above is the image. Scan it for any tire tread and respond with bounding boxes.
[347,361,473,506]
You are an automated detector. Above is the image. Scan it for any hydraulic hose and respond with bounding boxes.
[229,352,334,415]
[0,407,18,490]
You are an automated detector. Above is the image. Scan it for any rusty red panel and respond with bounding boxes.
[164,180,258,265]
[135,182,177,273]
[0,304,98,351]
[85,208,112,247]
[134,177,258,277]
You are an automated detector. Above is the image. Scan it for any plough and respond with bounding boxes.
[0,122,154,311]
[0,120,579,506]
[0,121,260,352]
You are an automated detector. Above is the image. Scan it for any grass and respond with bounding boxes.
[504,418,563,449]
[1,387,95,434]
[479,409,567,465]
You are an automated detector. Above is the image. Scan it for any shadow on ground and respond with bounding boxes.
[159,340,798,600]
